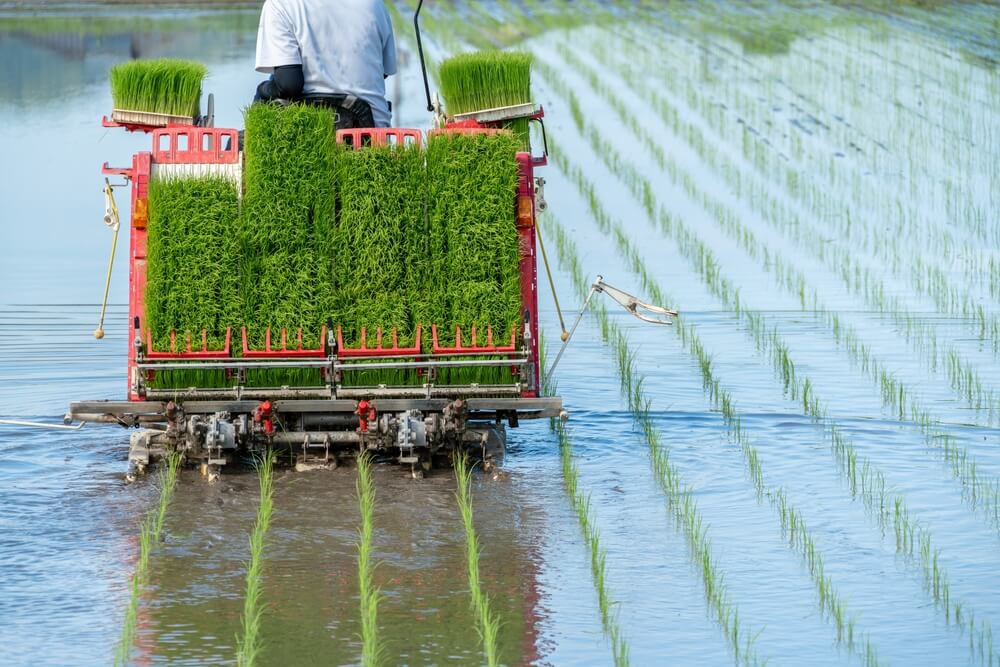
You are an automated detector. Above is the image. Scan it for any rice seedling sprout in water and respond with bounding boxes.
[115,452,181,667]
[236,451,276,667]
[454,453,500,666]
[356,453,382,667]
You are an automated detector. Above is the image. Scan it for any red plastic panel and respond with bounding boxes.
[151,127,240,164]
[431,325,517,355]
[144,328,232,360]
[336,326,422,358]
[241,327,327,358]
[336,128,422,148]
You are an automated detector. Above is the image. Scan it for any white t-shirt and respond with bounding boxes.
[255,0,397,127]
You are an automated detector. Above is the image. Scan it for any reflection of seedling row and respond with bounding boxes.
[587,31,1000,345]
[356,454,382,667]
[115,454,181,667]
[236,453,275,667]
[453,454,501,667]
[541,59,1000,537]
[546,117,999,664]
[551,41,1000,424]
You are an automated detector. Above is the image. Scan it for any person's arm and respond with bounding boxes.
[254,0,302,99]
[256,64,304,101]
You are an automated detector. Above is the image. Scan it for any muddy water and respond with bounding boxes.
[3,3,1000,666]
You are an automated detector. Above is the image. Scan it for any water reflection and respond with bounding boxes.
[0,8,259,107]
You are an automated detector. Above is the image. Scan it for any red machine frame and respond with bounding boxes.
[104,120,543,401]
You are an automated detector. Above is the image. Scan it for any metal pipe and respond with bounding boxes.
[545,284,599,380]
[268,431,360,444]
[0,418,87,431]
[137,358,526,371]
[414,0,434,112]
[337,358,527,371]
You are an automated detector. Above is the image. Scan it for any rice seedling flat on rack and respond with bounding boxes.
[109,58,207,117]
[145,175,240,389]
[439,51,534,147]
[334,143,424,386]
[241,102,338,387]
[426,131,522,385]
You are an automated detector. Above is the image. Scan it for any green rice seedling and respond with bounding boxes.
[541,48,1000,538]
[541,87,997,658]
[333,143,425,386]
[356,453,382,667]
[110,59,207,117]
[145,175,240,389]
[115,453,182,667]
[242,103,338,387]
[237,451,276,667]
[454,454,501,667]
[426,131,523,386]
[439,51,533,148]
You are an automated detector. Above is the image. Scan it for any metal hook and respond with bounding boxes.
[593,276,677,325]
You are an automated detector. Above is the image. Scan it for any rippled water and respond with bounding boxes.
[2,3,999,666]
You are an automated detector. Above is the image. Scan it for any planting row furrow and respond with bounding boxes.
[545,215,881,665]
[535,44,1000,531]
[356,454,382,667]
[556,33,1000,424]
[453,454,501,667]
[115,453,181,667]
[536,83,1000,664]
[236,453,276,667]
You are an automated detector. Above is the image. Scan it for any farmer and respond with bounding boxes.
[253,0,397,128]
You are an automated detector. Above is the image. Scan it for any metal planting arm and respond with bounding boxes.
[545,276,677,380]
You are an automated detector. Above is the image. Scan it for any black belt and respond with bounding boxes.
[303,94,375,130]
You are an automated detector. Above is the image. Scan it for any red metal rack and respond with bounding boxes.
[144,328,232,360]
[241,327,328,359]
[430,325,517,355]
[336,326,423,358]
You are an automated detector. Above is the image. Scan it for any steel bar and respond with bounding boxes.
[137,358,526,371]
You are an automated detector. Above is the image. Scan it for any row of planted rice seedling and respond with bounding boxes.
[437,3,1000,660]
[145,104,525,389]
[606,20,1000,343]
[453,454,501,667]
[539,75,999,663]
[115,453,181,667]
[548,32,1000,423]
[536,49,1000,532]
[236,453,275,667]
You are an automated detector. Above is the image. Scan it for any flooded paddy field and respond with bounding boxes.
[1,1,999,665]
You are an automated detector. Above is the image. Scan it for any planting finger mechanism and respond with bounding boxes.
[545,276,677,379]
